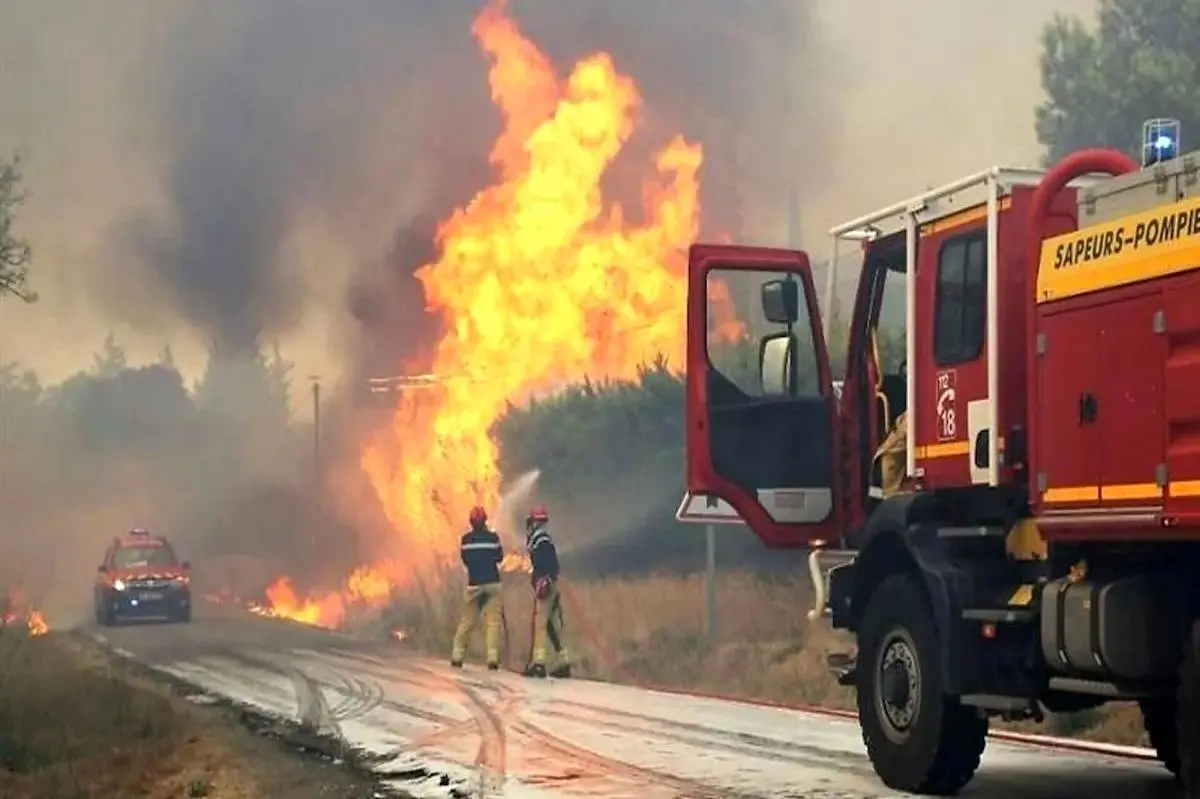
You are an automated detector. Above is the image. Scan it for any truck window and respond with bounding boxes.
[874,263,907,377]
[933,231,986,365]
[706,268,819,398]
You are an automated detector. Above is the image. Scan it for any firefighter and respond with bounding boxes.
[876,410,909,497]
[450,505,504,671]
[524,504,571,678]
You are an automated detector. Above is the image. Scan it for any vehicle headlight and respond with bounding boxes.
[113,579,126,591]
[172,575,189,586]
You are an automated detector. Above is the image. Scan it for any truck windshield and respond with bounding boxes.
[112,546,175,569]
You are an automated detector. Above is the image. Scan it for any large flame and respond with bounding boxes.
[259,0,740,625]
[365,0,704,566]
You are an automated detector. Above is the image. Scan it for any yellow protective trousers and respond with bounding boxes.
[452,582,503,665]
[531,580,569,667]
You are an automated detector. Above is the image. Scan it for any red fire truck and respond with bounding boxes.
[684,122,1200,794]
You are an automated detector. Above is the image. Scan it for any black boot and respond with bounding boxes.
[550,664,571,679]
[487,662,500,671]
[524,663,547,678]
[450,659,463,669]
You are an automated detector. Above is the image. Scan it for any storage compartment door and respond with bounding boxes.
[1163,273,1200,512]
[1097,291,1165,507]
[1036,307,1102,508]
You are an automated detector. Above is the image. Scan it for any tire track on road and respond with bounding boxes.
[402,662,510,797]
[540,696,872,774]
[402,661,766,797]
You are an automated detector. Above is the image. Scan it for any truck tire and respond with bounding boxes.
[1178,621,1200,793]
[1138,698,1179,776]
[857,573,988,795]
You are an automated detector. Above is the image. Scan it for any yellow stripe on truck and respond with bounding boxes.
[1041,482,1164,502]
[1037,193,1200,303]
[915,441,970,460]
[919,196,1012,238]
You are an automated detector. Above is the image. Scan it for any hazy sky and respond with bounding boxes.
[0,0,1098,412]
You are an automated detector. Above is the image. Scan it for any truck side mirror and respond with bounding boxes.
[181,561,192,571]
[761,279,799,325]
[760,333,796,396]
[97,565,106,573]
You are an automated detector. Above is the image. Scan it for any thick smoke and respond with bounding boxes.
[22,0,834,363]
[117,2,486,353]
[1,0,1097,376]
[0,0,1102,603]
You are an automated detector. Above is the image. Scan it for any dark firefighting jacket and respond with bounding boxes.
[527,522,560,587]
[460,525,503,586]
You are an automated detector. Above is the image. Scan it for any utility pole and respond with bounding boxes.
[788,186,801,249]
[309,374,321,551]
[310,375,321,488]
[705,523,717,645]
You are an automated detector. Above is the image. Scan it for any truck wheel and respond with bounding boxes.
[1139,698,1179,776]
[1178,621,1200,793]
[857,573,988,795]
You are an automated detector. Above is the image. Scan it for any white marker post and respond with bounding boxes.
[675,492,742,645]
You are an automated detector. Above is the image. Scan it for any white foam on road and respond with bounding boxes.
[122,639,1173,798]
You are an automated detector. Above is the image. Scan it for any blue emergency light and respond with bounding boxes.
[1142,118,1181,167]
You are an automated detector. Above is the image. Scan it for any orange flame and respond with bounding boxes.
[501,551,532,573]
[2,587,48,636]
[252,577,345,628]
[27,610,48,637]
[261,0,742,624]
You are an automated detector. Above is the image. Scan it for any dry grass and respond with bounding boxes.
[0,627,308,799]
[385,567,1149,747]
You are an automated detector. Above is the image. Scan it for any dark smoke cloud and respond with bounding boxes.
[1,0,1094,378]
[120,2,482,351]
[100,0,830,359]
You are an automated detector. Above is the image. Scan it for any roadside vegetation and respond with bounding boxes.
[0,625,226,797]
[0,625,378,798]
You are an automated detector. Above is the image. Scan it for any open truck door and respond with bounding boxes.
[685,244,841,548]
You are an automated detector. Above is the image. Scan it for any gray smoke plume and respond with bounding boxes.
[105,0,834,357]
[1,0,1096,374]
[120,2,482,352]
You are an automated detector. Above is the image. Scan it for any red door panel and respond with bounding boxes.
[1036,307,1102,507]
[685,244,842,548]
[1162,273,1200,514]
[1097,291,1165,506]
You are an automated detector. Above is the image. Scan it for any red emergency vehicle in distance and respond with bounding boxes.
[93,527,192,626]
[684,119,1200,794]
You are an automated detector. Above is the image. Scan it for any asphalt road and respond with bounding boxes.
[84,603,1183,798]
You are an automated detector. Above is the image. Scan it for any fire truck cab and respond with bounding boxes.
[685,121,1200,794]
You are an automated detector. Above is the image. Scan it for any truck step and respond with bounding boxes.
[962,608,1036,624]
[1047,676,1173,699]
[937,525,1006,539]
[960,693,1038,717]
[826,652,857,687]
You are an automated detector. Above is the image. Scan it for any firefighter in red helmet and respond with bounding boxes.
[451,505,504,671]
[524,504,570,678]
